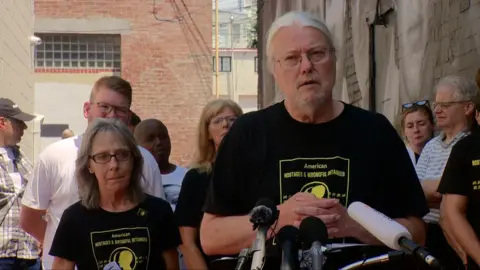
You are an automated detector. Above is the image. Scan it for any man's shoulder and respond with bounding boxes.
[454,132,480,151]
[39,136,81,162]
[138,146,156,165]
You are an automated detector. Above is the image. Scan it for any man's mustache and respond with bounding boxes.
[296,73,320,88]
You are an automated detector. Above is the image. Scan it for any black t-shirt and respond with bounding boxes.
[49,195,181,270]
[438,132,480,270]
[203,101,429,266]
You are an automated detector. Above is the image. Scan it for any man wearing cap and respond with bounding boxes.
[0,98,41,269]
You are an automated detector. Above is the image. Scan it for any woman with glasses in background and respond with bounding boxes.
[174,99,243,270]
[400,100,435,165]
[49,118,181,270]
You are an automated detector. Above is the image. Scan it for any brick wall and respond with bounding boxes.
[431,0,479,82]
[35,0,213,166]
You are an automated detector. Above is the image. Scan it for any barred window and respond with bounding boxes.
[212,56,231,72]
[34,34,121,69]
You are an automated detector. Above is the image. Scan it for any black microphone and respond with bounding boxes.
[249,198,279,270]
[277,225,300,270]
[398,237,442,269]
[299,217,328,270]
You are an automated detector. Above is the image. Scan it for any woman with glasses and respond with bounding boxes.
[174,99,242,270]
[49,118,181,270]
[400,100,435,165]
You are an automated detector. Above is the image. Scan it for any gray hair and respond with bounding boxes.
[435,75,479,102]
[266,11,335,67]
[76,118,145,209]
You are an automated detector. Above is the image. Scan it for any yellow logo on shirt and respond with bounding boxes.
[472,160,480,166]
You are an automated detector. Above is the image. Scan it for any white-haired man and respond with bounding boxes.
[19,76,166,270]
[200,11,429,269]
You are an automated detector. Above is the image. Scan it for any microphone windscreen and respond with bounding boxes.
[277,225,300,246]
[299,216,328,247]
[255,198,277,212]
[347,201,412,251]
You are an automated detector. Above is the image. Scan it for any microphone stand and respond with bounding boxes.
[250,225,268,270]
[310,242,324,270]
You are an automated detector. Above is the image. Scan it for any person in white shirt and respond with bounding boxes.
[134,119,187,210]
[19,76,166,270]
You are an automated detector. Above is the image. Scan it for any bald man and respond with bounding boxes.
[134,119,187,210]
[61,129,74,139]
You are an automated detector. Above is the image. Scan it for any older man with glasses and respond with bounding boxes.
[415,75,478,268]
[199,11,429,269]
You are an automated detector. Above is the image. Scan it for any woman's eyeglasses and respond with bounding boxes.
[90,150,132,164]
[210,116,237,126]
[402,100,430,111]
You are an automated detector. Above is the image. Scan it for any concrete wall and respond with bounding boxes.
[0,0,37,162]
[34,72,113,151]
[35,0,213,166]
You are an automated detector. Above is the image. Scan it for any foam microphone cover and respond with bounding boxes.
[347,201,412,251]
[250,198,278,226]
[277,225,300,246]
[299,217,328,247]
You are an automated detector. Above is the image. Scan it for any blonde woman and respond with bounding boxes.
[49,118,180,270]
[174,99,243,270]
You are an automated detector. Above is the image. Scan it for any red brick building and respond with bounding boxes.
[34,0,213,165]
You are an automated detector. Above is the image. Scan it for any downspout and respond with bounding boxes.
[367,0,394,112]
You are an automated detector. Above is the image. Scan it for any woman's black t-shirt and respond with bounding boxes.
[174,168,224,265]
[49,194,181,270]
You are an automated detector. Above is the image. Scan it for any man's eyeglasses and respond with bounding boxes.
[432,100,470,110]
[93,102,130,117]
[210,116,237,126]
[90,150,132,164]
[277,48,335,70]
[402,100,430,111]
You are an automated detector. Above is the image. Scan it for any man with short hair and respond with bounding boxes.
[134,119,187,210]
[200,11,428,269]
[19,76,166,270]
[0,98,41,269]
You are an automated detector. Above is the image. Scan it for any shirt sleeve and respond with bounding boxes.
[139,147,166,199]
[174,169,208,228]
[158,200,182,250]
[438,139,470,196]
[415,143,430,181]
[49,206,79,262]
[21,155,52,210]
[202,115,254,216]
[374,114,429,219]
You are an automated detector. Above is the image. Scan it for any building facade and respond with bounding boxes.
[0,0,40,162]
[258,0,480,123]
[34,0,212,165]
[213,2,258,112]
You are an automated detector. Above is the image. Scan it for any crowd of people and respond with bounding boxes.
[1,10,480,270]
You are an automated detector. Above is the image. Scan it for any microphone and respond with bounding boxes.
[249,198,279,270]
[347,201,441,269]
[299,217,328,270]
[277,225,300,270]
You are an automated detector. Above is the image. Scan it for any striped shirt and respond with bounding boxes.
[415,131,469,223]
